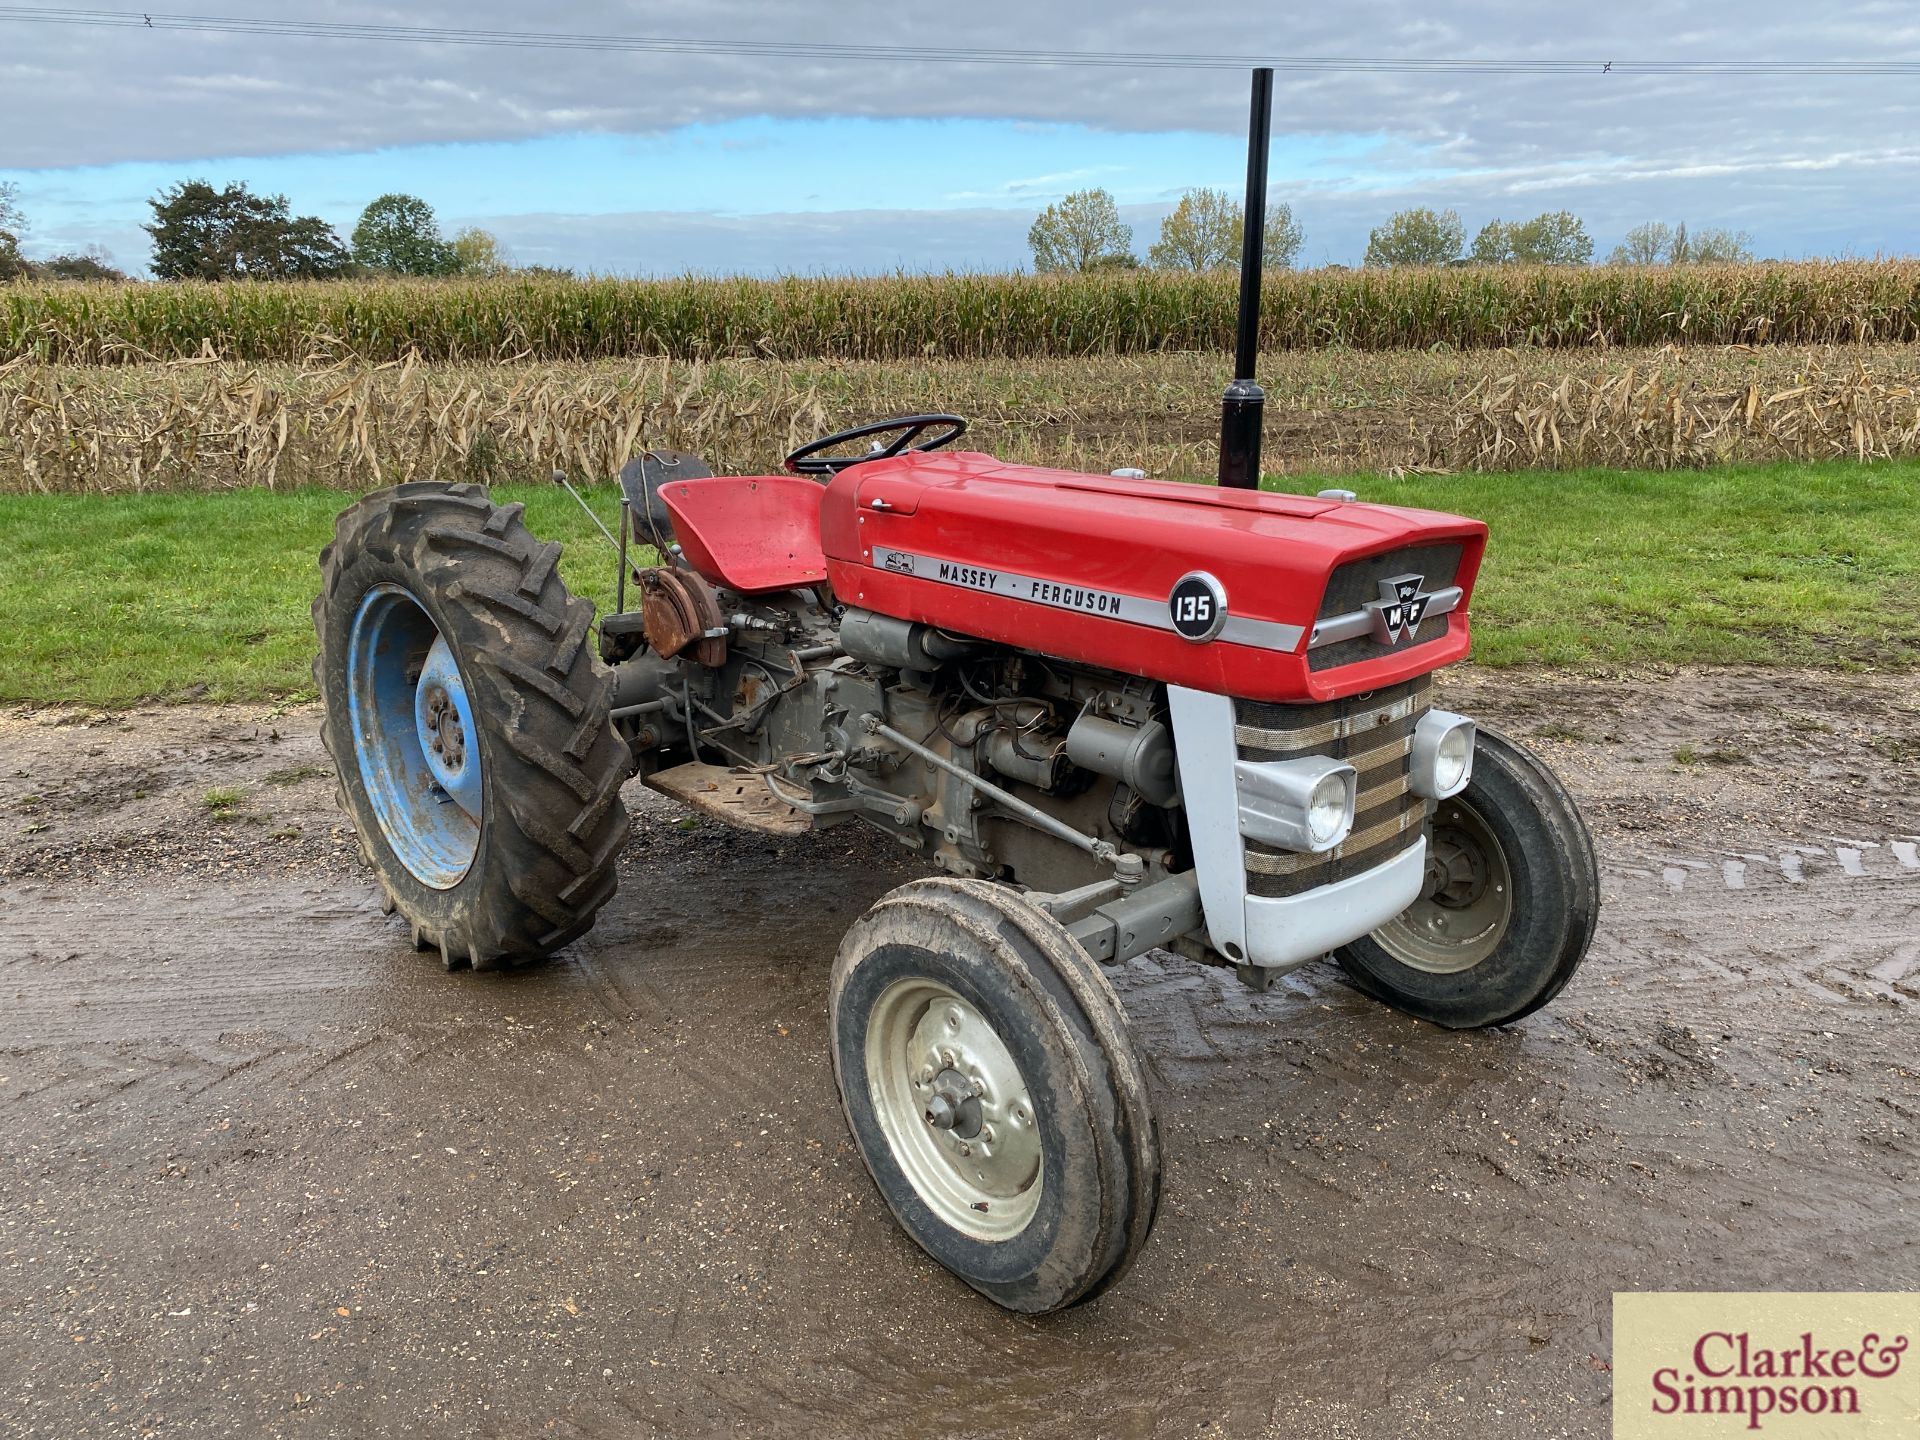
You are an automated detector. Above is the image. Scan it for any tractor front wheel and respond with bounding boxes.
[313,481,630,969]
[1335,727,1599,1028]
[829,878,1160,1313]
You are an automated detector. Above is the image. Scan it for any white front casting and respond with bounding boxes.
[1167,685,1429,972]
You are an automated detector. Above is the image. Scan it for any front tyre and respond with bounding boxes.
[829,878,1160,1314]
[1335,727,1599,1029]
[313,481,630,970]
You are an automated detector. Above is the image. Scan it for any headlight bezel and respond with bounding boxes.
[1410,710,1477,800]
[1233,755,1358,854]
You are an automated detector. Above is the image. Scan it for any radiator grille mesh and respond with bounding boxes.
[1235,676,1431,898]
[1309,544,1464,672]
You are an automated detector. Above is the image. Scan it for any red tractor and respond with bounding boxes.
[311,72,1598,1313]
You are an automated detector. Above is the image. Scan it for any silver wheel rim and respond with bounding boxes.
[1373,799,1513,974]
[865,977,1043,1242]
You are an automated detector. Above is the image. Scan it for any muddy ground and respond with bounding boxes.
[2,667,1917,1439]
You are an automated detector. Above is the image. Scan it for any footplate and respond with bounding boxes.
[644,762,812,837]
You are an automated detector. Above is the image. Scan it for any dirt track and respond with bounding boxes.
[3,667,1918,1438]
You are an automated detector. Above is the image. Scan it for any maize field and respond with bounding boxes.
[5,344,1917,494]
[5,262,1920,365]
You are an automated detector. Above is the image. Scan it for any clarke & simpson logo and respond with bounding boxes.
[1650,1330,1907,1429]
[1614,1295,1919,1438]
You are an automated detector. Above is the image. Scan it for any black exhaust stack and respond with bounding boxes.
[1218,66,1273,490]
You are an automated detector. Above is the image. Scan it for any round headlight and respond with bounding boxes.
[1307,771,1351,846]
[1433,725,1474,795]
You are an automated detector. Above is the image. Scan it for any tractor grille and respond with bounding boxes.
[1309,543,1464,671]
[1234,676,1431,898]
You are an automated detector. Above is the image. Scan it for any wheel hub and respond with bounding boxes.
[1425,827,1490,908]
[412,633,483,814]
[421,685,468,770]
[924,1070,983,1138]
[866,981,1043,1241]
[1372,799,1513,975]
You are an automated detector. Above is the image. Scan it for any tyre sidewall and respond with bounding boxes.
[314,482,628,967]
[830,888,1129,1313]
[1338,728,1598,1029]
[317,531,504,944]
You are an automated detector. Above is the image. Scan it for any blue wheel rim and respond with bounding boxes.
[346,584,482,889]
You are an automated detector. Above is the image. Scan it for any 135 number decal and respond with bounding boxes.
[1167,572,1228,643]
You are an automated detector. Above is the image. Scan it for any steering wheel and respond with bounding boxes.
[784,414,968,477]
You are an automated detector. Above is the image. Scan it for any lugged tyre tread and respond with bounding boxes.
[483,652,588,718]
[314,479,629,970]
[448,579,566,636]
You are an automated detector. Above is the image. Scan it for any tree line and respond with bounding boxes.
[2,176,1769,284]
[1362,207,1755,267]
[0,179,529,283]
[0,182,126,281]
[142,183,518,280]
[1028,187,1757,271]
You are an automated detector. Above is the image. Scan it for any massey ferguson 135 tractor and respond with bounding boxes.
[311,72,1598,1313]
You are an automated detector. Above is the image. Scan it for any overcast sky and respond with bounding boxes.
[3,2,1918,275]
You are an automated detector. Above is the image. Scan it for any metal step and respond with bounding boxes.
[643,762,812,837]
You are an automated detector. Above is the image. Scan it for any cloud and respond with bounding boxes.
[2,1,1917,267]
[942,164,1127,202]
[1,2,1909,172]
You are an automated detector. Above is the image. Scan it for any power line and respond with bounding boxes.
[1,5,1918,76]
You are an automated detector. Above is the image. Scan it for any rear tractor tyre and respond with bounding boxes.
[313,481,630,970]
[1335,726,1599,1029]
[829,878,1161,1314]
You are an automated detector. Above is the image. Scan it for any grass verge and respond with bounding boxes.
[0,459,1914,708]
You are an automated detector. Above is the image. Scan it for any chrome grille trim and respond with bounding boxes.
[1234,691,1424,752]
[1308,543,1465,672]
[1234,678,1432,899]
[1308,585,1463,650]
[1331,727,1414,776]
[1246,805,1424,876]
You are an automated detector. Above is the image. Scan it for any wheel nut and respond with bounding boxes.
[957,1142,971,1157]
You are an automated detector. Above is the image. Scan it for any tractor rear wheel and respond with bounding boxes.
[313,481,630,969]
[829,878,1160,1313]
[1335,727,1599,1028]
